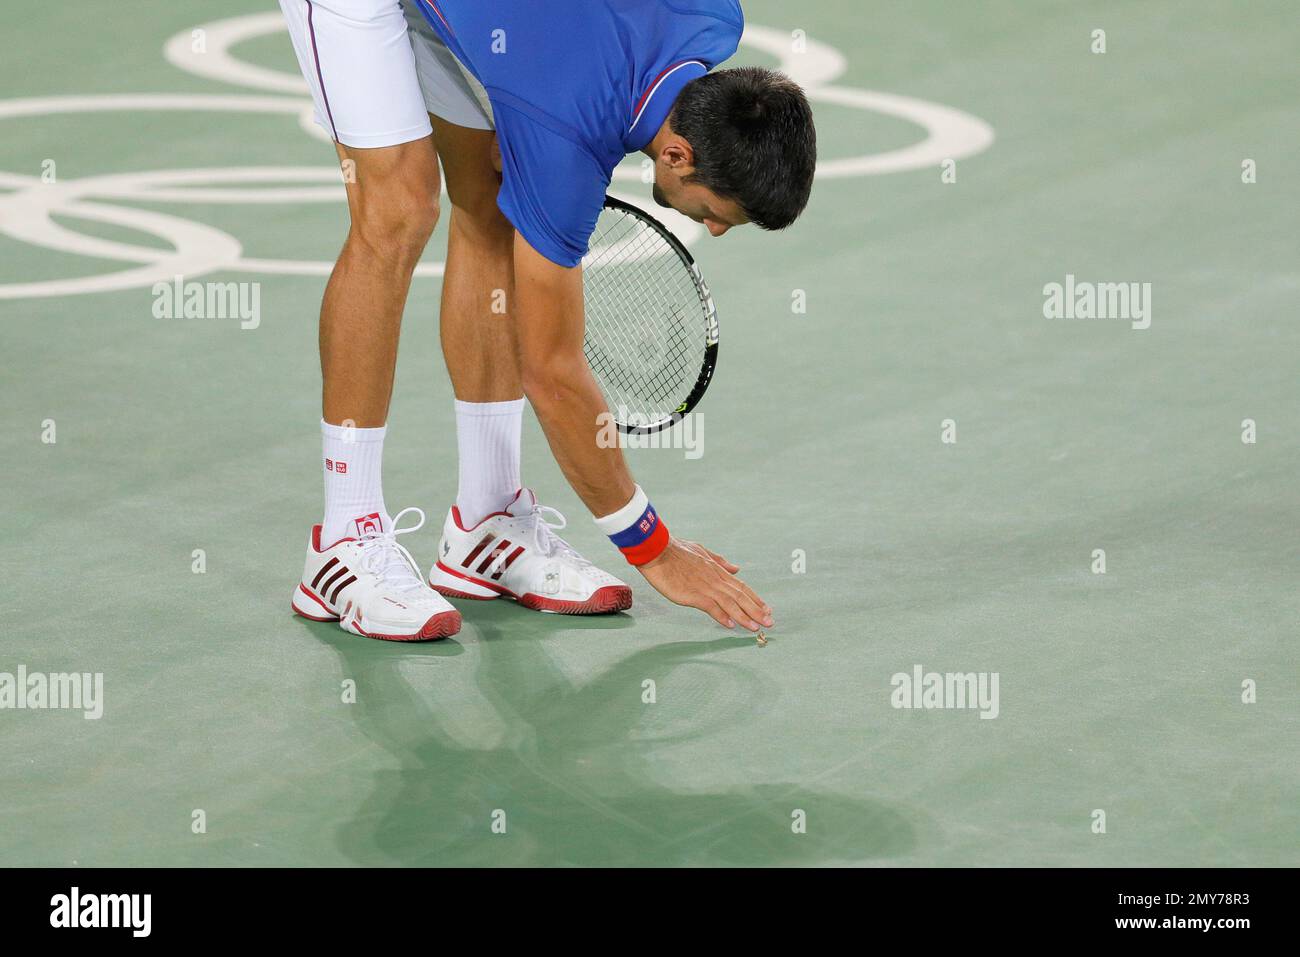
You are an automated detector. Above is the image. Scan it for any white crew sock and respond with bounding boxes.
[455,398,523,527]
[320,419,390,545]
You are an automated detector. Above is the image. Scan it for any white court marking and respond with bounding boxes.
[0,15,994,300]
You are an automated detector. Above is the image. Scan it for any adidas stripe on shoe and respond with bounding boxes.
[292,506,461,641]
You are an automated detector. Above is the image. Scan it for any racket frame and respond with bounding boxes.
[589,195,719,435]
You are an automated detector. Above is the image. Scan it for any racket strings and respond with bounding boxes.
[583,207,705,426]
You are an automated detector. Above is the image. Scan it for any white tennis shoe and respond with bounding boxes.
[292,507,462,641]
[428,489,633,614]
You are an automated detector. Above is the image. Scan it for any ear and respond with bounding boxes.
[660,135,694,172]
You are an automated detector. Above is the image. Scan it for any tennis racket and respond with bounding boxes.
[582,196,719,435]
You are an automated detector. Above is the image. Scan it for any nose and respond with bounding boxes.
[705,220,731,237]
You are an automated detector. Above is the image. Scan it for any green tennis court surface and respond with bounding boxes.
[2,0,1296,866]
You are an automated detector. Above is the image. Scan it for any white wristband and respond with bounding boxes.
[594,485,650,535]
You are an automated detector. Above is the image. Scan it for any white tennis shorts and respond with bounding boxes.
[278,0,493,149]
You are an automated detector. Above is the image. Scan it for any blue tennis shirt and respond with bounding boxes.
[414,0,744,266]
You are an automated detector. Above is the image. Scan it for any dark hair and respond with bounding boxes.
[669,67,816,229]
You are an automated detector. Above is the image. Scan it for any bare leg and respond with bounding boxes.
[321,137,442,426]
[428,116,519,402]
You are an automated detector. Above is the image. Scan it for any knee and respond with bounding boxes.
[447,181,512,246]
[352,179,441,262]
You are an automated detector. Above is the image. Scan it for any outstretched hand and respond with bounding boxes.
[638,537,774,632]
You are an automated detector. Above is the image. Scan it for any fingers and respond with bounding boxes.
[703,598,734,629]
[701,567,765,632]
[723,600,761,632]
[726,578,773,630]
[718,587,764,632]
[697,565,773,631]
[696,587,753,632]
[695,590,763,632]
[730,576,773,625]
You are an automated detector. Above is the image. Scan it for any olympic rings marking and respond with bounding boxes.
[0,15,994,301]
[614,24,995,181]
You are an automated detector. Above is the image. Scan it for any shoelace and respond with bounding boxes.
[357,506,428,593]
[522,504,591,566]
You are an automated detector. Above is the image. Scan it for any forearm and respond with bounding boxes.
[524,356,635,516]
[512,230,636,518]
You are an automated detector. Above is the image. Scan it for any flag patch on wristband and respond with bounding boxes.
[609,504,669,565]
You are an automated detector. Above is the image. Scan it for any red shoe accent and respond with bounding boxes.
[518,585,633,615]
[432,585,497,602]
[295,583,337,618]
[291,601,338,623]
[451,503,514,533]
[430,561,631,615]
[433,560,512,596]
[352,610,462,642]
[294,584,460,640]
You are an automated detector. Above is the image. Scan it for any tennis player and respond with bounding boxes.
[280,0,816,640]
